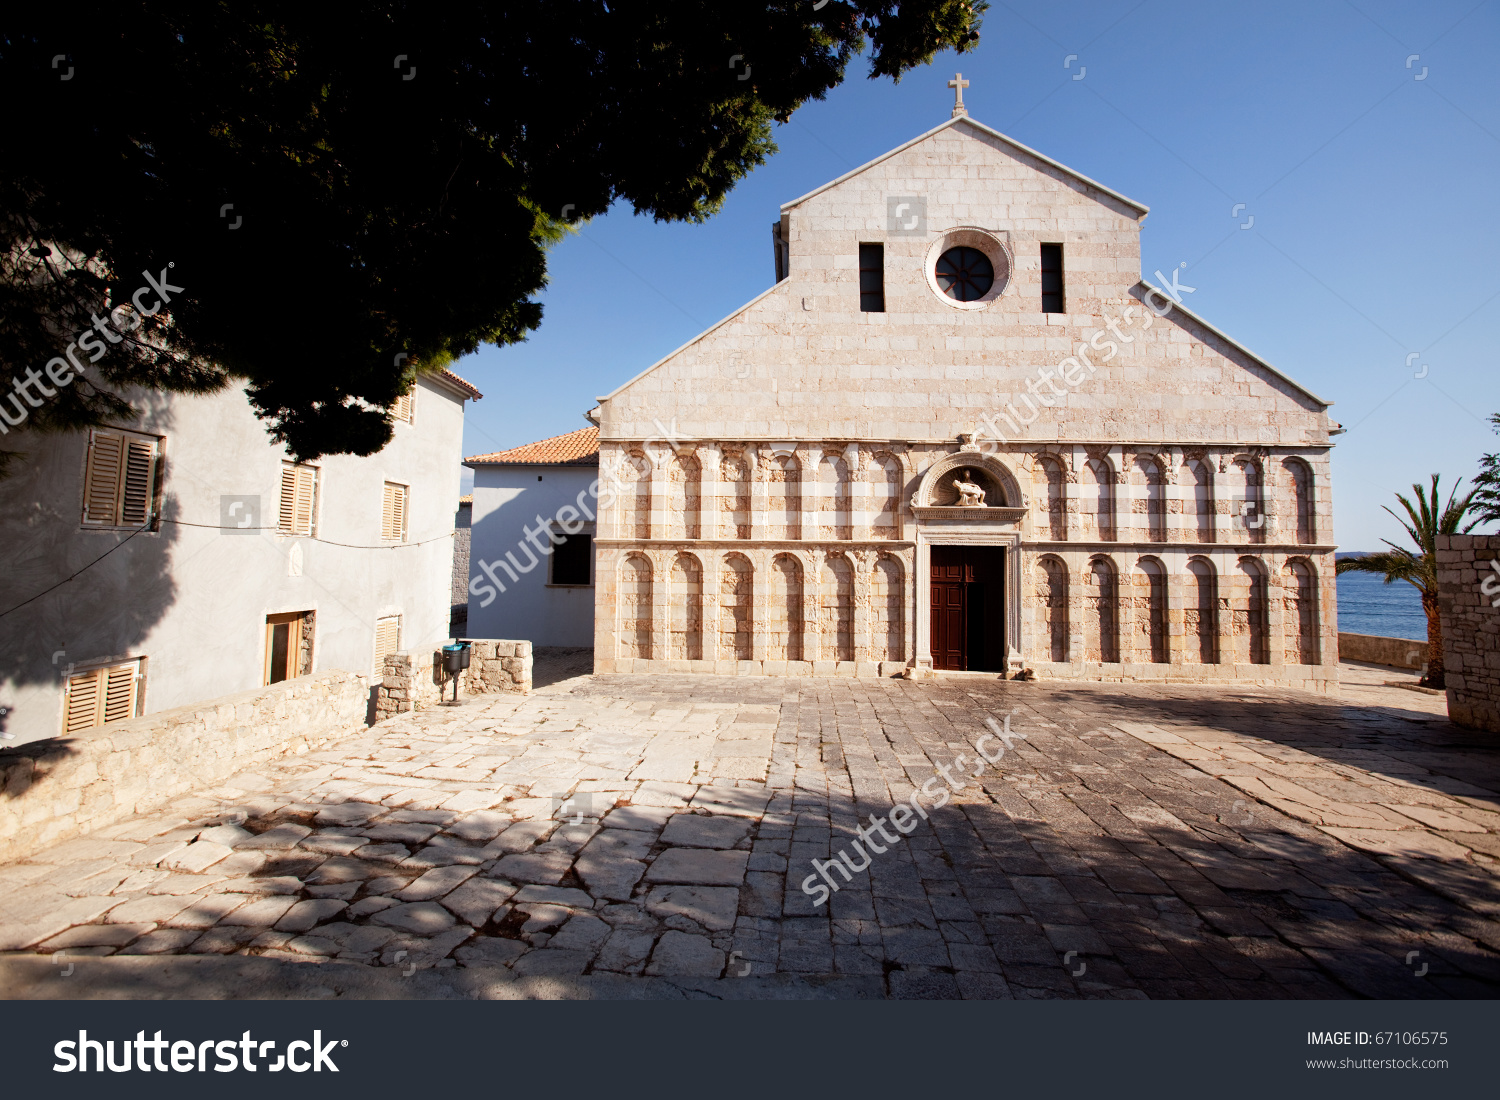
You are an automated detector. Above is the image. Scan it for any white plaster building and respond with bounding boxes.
[0,370,480,745]
[582,94,1340,689]
[465,426,599,648]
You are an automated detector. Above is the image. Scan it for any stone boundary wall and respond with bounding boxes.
[0,670,368,865]
[375,640,532,720]
[1337,632,1427,671]
[1436,534,1500,733]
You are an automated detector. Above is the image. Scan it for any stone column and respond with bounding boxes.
[1214,550,1234,670]
[1118,553,1138,669]
[749,446,768,542]
[701,549,722,664]
[1114,448,1133,544]
[1266,551,1286,672]
[1065,448,1083,543]
[807,547,828,668]
[646,444,668,542]
[700,441,722,541]
[851,548,873,671]
[913,536,933,671]
[1264,457,1283,544]
[1107,445,1126,544]
[848,443,870,542]
[750,548,769,667]
[901,545,918,666]
[1164,446,1182,544]
[649,550,668,667]
[1165,549,1186,667]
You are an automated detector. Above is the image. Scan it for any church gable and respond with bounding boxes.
[598,115,1333,449]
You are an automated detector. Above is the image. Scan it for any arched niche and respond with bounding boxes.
[914,451,1026,511]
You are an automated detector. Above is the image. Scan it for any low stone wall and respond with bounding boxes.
[1436,534,1500,733]
[464,639,533,694]
[1337,632,1427,671]
[0,670,368,865]
[374,639,532,720]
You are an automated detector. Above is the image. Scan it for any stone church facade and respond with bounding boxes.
[590,96,1339,690]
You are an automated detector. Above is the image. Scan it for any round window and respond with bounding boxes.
[935,246,994,302]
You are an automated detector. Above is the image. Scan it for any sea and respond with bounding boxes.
[1335,569,1427,641]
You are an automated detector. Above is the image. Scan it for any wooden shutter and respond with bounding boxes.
[382,482,407,541]
[120,437,156,525]
[83,431,124,524]
[392,393,413,423]
[64,660,141,733]
[103,663,138,722]
[64,669,102,733]
[83,430,157,527]
[374,615,400,673]
[294,467,315,535]
[279,464,298,532]
[279,463,317,536]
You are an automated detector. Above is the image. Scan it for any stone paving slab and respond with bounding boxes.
[1,657,1498,1000]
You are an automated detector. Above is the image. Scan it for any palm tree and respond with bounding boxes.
[1336,474,1481,688]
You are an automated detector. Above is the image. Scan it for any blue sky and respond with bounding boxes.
[454,0,1500,552]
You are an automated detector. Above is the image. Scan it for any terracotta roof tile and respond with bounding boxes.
[466,426,599,467]
[439,369,483,400]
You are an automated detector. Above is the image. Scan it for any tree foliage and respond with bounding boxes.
[1472,413,1500,526]
[1335,474,1481,687]
[0,1,984,465]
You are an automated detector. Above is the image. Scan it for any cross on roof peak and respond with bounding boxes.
[948,72,969,117]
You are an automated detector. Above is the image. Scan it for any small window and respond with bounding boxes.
[278,462,318,536]
[374,614,401,675]
[550,532,593,586]
[265,611,312,685]
[82,428,160,528]
[63,659,143,733]
[381,481,408,541]
[859,243,885,313]
[391,391,414,424]
[1041,243,1064,313]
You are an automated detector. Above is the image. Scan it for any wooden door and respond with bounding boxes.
[265,612,304,685]
[931,546,968,670]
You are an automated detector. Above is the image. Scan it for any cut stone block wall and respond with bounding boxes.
[1436,535,1500,733]
[374,640,532,720]
[1337,632,1427,671]
[0,670,368,864]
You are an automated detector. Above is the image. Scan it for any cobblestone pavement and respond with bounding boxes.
[3,656,1499,999]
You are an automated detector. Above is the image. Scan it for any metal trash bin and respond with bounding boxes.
[441,642,471,702]
[442,643,471,674]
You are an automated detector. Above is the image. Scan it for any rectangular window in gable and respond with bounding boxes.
[859,243,885,313]
[1041,243,1065,314]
